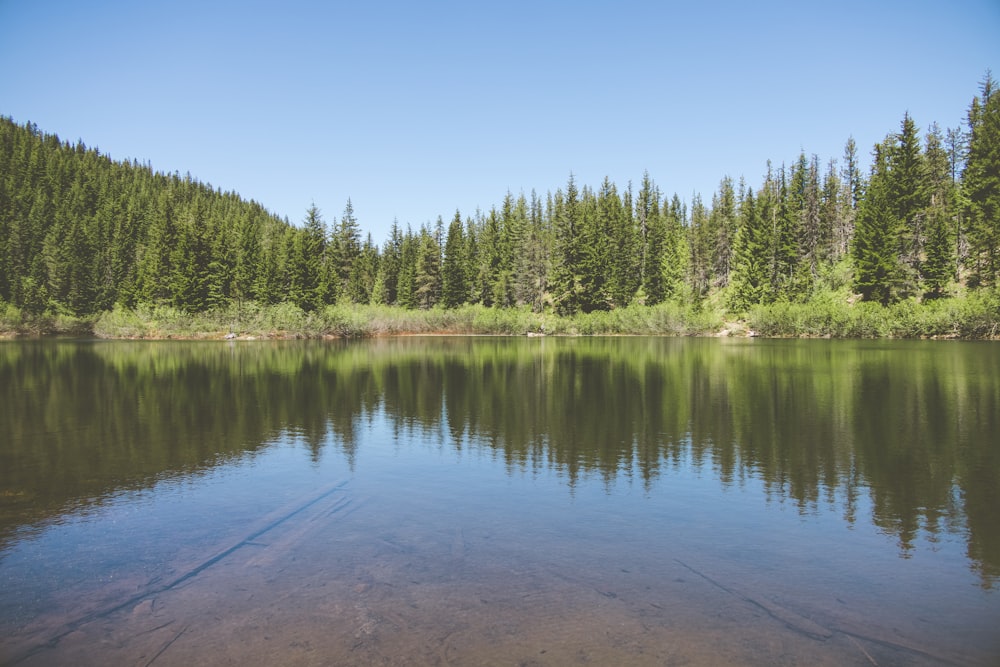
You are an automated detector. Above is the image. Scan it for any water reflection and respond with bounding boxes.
[1,337,998,584]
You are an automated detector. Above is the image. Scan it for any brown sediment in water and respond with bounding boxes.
[3,486,978,667]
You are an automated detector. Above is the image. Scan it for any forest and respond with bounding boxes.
[1,74,998,337]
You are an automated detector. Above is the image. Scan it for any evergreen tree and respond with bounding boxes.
[441,211,468,308]
[395,228,418,309]
[842,136,863,209]
[335,198,361,298]
[413,228,441,309]
[346,233,378,303]
[135,187,177,304]
[640,186,666,304]
[853,143,901,305]
[820,158,850,261]
[710,176,738,288]
[551,175,583,315]
[890,112,927,295]
[635,172,656,283]
[372,219,403,305]
[921,123,956,297]
[661,194,688,300]
[606,178,640,308]
[285,205,327,311]
[513,190,549,312]
[729,188,770,311]
[687,190,713,299]
[964,72,1000,287]
[774,166,803,299]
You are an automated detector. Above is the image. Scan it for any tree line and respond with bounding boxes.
[1,74,997,318]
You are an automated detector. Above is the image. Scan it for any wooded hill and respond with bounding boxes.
[1,74,998,321]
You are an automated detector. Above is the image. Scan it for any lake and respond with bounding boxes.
[1,337,998,666]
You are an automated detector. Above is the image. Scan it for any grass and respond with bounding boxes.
[2,292,998,340]
[746,288,1000,339]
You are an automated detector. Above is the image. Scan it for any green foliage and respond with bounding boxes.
[853,143,902,305]
[0,73,993,333]
[728,189,770,311]
[748,289,1000,339]
[965,73,1000,287]
[441,211,468,308]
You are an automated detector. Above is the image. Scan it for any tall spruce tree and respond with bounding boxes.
[551,175,583,315]
[728,188,769,311]
[514,190,549,312]
[964,71,1000,287]
[853,142,901,305]
[921,123,956,297]
[441,210,468,308]
[890,112,927,295]
[413,227,442,309]
[661,194,688,301]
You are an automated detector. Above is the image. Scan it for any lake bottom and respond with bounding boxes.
[5,477,984,667]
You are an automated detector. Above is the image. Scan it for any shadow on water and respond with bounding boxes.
[1,337,999,665]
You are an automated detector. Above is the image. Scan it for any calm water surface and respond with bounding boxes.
[1,337,998,666]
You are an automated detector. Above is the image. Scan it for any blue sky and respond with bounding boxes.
[2,0,997,241]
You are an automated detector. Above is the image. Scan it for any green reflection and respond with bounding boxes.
[1,338,997,584]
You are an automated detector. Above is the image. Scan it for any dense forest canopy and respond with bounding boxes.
[1,74,998,319]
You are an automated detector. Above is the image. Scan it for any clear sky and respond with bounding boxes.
[2,0,998,241]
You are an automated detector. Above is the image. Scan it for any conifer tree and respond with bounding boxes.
[964,72,1000,287]
[729,188,769,311]
[514,190,549,312]
[820,159,850,261]
[661,194,688,301]
[606,178,640,308]
[687,191,712,299]
[441,210,468,308]
[710,176,738,288]
[413,227,441,309]
[921,123,956,297]
[335,198,361,297]
[372,220,403,305]
[395,228,418,309]
[639,184,666,304]
[890,113,927,295]
[346,233,378,303]
[853,143,901,305]
[774,166,803,299]
[551,175,583,315]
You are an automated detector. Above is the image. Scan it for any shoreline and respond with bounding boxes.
[2,297,998,341]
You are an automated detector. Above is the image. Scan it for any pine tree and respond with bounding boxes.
[964,71,1000,287]
[687,191,712,299]
[413,227,441,309]
[551,175,583,315]
[372,220,403,305]
[820,159,849,261]
[661,194,688,300]
[635,172,656,283]
[890,112,927,295]
[710,176,738,288]
[729,187,773,311]
[346,233,378,303]
[441,210,468,308]
[285,205,327,311]
[774,165,803,299]
[640,188,666,305]
[335,198,361,298]
[395,228,418,309]
[514,190,549,312]
[921,123,956,298]
[853,143,901,305]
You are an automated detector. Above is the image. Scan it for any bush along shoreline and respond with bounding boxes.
[2,294,997,340]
